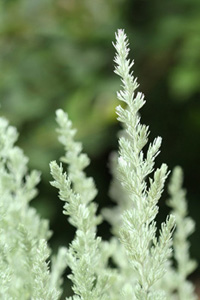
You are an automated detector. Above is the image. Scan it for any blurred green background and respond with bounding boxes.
[0,0,200,297]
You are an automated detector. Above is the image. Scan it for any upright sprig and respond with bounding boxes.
[50,109,112,300]
[0,116,66,299]
[167,166,197,300]
[113,29,175,299]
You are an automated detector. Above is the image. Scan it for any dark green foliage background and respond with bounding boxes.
[0,0,200,297]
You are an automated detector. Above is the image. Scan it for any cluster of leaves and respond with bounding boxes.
[0,115,67,298]
[0,29,197,299]
[1,3,200,267]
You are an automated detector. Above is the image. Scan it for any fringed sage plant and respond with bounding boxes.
[113,29,176,299]
[0,29,197,300]
[167,166,197,299]
[50,109,113,300]
[0,116,67,299]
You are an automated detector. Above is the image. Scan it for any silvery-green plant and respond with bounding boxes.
[0,29,197,300]
[113,29,176,299]
[50,109,114,300]
[0,116,67,299]
[166,166,197,299]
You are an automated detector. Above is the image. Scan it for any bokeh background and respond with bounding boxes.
[0,0,200,298]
